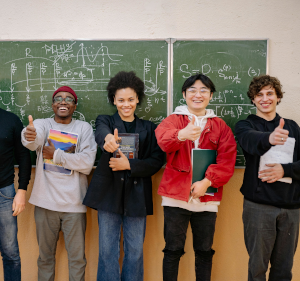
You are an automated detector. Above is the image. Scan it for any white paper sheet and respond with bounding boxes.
[259,137,295,184]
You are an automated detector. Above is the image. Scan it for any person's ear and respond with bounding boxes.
[209,92,213,101]
[182,91,186,100]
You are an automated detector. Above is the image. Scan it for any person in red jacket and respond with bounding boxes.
[155,73,237,281]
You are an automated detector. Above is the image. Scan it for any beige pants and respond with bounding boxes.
[34,206,86,281]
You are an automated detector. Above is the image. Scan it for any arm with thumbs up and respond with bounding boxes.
[258,118,288,183]
[269,118,289,145]
[178,116,201,141]
[24,115,37,142]
[103,128,122,153]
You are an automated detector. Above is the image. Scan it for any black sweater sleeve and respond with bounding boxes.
[235,119,272,156]
[14,117,32,190]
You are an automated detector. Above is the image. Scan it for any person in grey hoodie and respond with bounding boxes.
[22,86,97,281]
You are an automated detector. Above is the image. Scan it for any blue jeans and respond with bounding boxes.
[97,210,146,281]
[0,184,21,281]
[243,199,300,281]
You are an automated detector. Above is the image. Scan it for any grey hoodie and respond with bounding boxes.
[22,118,97,212]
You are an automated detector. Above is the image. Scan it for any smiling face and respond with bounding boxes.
[52,91,77,124]
[114,87,139,122]
[253,85,279,120]
[183,80,212,116]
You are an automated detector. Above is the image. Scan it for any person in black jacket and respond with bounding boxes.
[0,108,31,281]
[83,71,164,281]
[235,75,300,281]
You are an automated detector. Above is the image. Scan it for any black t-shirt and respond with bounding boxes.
[121,118,137,210]
[123,118,136,133]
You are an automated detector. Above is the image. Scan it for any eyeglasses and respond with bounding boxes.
[186,88,211,96]
[186,88,210,96]
[53,97,75,104]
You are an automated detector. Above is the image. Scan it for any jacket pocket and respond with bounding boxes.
[209,136,219,150]
[171,163,190,173]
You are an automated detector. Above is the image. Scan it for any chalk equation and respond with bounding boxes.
[0,41,168,127]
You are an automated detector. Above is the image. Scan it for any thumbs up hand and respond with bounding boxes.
[103,128,122,153]
[178,116,201,141]
[109,149,130,171]
[269,118,289,145]
[24,115,37,142]
[42,139,56,159]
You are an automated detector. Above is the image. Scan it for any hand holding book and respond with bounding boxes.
[190,178,211,198]
[109,149,131,171]
[42,139,56,159]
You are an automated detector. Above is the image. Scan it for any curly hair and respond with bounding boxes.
[247,75,284,104]
[106,71,145,105]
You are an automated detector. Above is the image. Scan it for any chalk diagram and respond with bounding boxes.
[0,41,167,126]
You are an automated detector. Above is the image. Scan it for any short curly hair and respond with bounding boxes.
[107,71,145,105]
[247,75,284,104]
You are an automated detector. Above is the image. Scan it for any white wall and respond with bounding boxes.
[1,0,299,121]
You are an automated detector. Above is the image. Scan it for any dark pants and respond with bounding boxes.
[163,206,216,281]
[243,199,300,281]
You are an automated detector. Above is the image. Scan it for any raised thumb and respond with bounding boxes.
[28,115,34,127]
[278,118,285,129]
[190,116,195,125]
[114,128,119,140]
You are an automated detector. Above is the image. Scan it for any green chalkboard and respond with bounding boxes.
[173,40,268,166]
[0,40,168,164]
[0,40,168,125]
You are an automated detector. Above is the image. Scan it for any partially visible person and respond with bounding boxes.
[155,73,237,281]
[235,75,300,281]
[22,86,97,281]
[83,71,164,281]
[0,108,31,281]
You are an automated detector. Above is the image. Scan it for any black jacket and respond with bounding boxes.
[83,112,164,217]
[235,113,300,209]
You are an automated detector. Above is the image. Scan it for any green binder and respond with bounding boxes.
[192,149,217,194]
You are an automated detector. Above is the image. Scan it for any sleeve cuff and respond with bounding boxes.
[281,163,292,178]
[53,149,63,164]
[205,176,213,187]
[261,132,273,149]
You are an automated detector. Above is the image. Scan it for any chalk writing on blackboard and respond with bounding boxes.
[0,41,168,128]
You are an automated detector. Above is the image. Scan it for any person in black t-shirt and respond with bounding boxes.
[83,71,164,281]
[0,108,31,281]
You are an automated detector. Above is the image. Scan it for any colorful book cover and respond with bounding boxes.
[43,129,78,175]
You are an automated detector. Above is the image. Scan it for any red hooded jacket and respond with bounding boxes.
[155,114,237,202]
